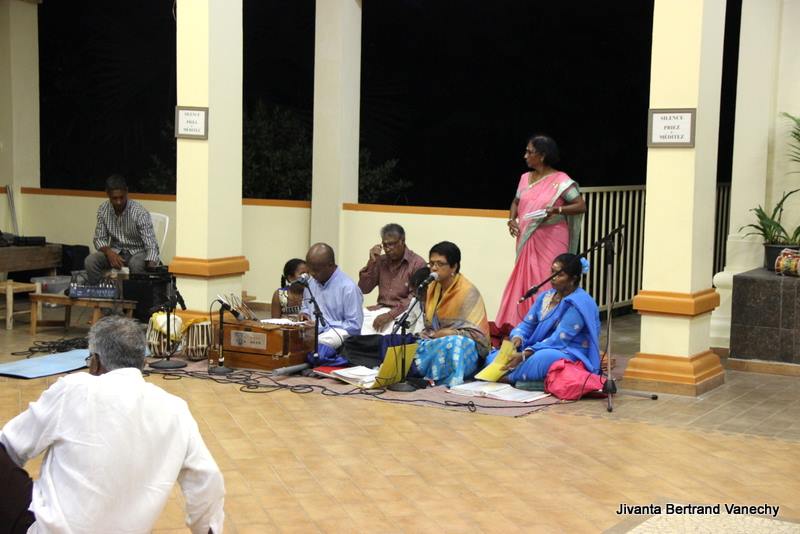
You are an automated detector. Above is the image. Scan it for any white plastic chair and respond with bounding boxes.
[150,212,169,252]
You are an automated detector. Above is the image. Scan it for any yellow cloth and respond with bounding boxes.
[474,340,515,382]
[424,273,490,353]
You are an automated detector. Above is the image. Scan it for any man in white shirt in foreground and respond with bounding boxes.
[0,316,225,534]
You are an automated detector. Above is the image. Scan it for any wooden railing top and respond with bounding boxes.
[19,188,312,207]
[343,202,508,219]
[21,187,175,201]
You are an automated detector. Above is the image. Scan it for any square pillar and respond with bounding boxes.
[170,0,249,311]
[624,0,727,395]
[310,0,362,252]
[0,0,40,231]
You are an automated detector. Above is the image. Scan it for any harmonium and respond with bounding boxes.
[220,320,314,371]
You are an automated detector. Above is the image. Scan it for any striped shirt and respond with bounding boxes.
[93,199,160,262]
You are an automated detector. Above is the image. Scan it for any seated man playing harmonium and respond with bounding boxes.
[300,242,364,349]
[358,223,426,335]
[85,174,160,284]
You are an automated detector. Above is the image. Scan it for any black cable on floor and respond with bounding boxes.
[145,367,565,414]
[11,337,89,358]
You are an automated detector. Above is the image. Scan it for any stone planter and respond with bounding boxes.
[764,244,800,271]
[731,268,799,363]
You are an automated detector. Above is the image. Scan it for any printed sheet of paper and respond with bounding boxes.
[260,318,307,326]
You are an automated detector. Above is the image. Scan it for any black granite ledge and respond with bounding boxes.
[731,268,799,363]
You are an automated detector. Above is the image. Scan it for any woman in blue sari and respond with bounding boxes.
[485,253,601,383]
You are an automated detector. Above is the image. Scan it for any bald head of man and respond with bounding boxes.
[306,243,337,284]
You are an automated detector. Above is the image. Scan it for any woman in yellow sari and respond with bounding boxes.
[412,241,490,387]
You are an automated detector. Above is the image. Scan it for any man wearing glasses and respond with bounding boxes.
[358,223,426,335]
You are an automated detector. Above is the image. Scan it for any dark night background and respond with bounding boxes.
[38,0,741,209]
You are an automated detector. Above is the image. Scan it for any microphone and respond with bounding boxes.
[417,272,439,289]
[215,298,244,321]
[517,285,539,304]
[293,273,311,286]
[272,363,310,376]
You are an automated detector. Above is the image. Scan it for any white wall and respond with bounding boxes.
[241,203,310,303]
[21,193,177,263]
[15,191,520,318]
[340,208,514,318]
[767,0,800,233]
[15,191,310,306]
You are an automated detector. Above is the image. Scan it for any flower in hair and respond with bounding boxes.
[579,257,590,274]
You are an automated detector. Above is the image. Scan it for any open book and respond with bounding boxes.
[331,366,379,388]
[447,381,550,403]
[312,366,348,379]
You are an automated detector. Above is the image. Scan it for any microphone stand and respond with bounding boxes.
[516,225,656,410]
[517,270,562,304]
[593,226,658,412]
[386,293,424,392]
[209,303,234,375]
[516,224,628,304]
[150,276,187,369]
[303,284,326,361]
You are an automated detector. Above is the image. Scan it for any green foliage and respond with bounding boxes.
[243,101,410,202]
[357,149,411,204]
[139,121,176,194]
[739,188,800,245]
[242,102,313,200]
[781,112,800,169]
[142,100,410,203]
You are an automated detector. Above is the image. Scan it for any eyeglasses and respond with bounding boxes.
[525,149,537,155]
[381,240,401,250]
[427,260,449,268]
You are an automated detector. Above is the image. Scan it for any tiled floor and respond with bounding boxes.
[1,306,800,533]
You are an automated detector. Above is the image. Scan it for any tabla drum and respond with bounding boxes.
[146,313,184,357]
[185,321,213,361]
[146,315,169,357]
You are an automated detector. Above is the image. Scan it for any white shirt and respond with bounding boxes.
[0,368,225,534]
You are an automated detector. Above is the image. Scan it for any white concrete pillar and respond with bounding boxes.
[710,0,782,349]
[0,0,40,232]
[310,0,361,252]
[170,0,249,311]
[769,1,800,210]
[624,0,727,395]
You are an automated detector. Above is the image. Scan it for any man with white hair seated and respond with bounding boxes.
[0,316,225,534]
[358,223,426,334]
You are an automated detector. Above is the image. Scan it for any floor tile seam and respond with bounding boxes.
[538,409,800,446]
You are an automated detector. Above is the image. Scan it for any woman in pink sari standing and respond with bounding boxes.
[495,135,586,329]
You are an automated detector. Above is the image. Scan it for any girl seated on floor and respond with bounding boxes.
[270,258,308,319]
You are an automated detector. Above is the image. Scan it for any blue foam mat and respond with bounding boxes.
[0,349,89,379]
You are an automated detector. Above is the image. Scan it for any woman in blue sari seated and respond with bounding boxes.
[485,253,601,383]
[412,241,491,387]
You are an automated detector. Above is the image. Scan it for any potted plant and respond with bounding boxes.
[740,189,800,269]
[784,111,800,167]
[739,113,800,270]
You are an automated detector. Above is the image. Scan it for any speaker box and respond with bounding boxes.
[122,275,170,322]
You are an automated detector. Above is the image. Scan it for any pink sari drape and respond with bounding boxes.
[494,171,574,328]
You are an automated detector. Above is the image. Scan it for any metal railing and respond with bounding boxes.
[580,185,646,310]
[714,183,731,276]
[579,183,731,310]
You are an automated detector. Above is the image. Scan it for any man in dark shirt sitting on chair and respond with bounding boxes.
[84,174,160,284]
